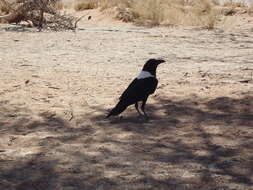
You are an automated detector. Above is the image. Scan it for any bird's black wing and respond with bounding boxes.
[148,78,158,94]
[119,77,158,105]
[119,78,138,100]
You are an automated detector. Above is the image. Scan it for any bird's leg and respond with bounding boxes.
[135,102,142,116]
[141,97,148,118]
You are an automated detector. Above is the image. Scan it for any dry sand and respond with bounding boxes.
[0,10,253,190]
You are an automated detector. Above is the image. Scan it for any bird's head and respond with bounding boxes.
[142,59,165,75]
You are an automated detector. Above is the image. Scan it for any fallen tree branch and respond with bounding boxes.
[0,0,78,30]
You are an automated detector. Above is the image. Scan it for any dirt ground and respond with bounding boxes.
[0,10,253,190]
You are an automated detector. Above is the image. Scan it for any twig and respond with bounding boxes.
[68,103,74,121]
[74,12,90,28]
[239,79,251,83]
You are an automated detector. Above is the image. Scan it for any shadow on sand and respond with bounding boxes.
[0,95,252,190]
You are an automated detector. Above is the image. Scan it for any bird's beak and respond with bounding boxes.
[158,59,165,64]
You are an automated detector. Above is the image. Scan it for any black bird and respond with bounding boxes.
[106,58,165,118]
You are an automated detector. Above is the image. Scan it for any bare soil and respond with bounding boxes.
[0,10,253,190]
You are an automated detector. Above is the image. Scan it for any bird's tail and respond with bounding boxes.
[106,100,127,118]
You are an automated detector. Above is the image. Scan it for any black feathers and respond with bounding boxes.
[106,58,165,118]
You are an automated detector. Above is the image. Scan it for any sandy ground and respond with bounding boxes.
[0,10,253,190]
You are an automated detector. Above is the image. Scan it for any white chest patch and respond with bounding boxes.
[136,71,154,79]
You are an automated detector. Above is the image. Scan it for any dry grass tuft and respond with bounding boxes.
[0,0,11,13]
[211,0,220,6]
[0,1,11,23]
[98,0,221,29]
[223,1,246,8]
[248,2,253,15]
[189,0,221,29]
[51,0,64,10]
[74,0,98,11]
[220,0,249,16]
[129,0,167,26]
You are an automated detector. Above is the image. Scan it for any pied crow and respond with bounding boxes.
[106,58,165,118]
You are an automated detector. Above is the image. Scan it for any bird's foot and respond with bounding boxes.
[142,111,150,120]
[137,114,149,121]
[143,115,150,121]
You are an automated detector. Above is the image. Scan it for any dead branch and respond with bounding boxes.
[0,0,78,30]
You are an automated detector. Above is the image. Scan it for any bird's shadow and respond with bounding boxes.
[89,94,253,131]
[96,104,163,124]
[109,115,150,124]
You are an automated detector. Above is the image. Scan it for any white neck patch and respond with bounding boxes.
[136,71,154,79]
